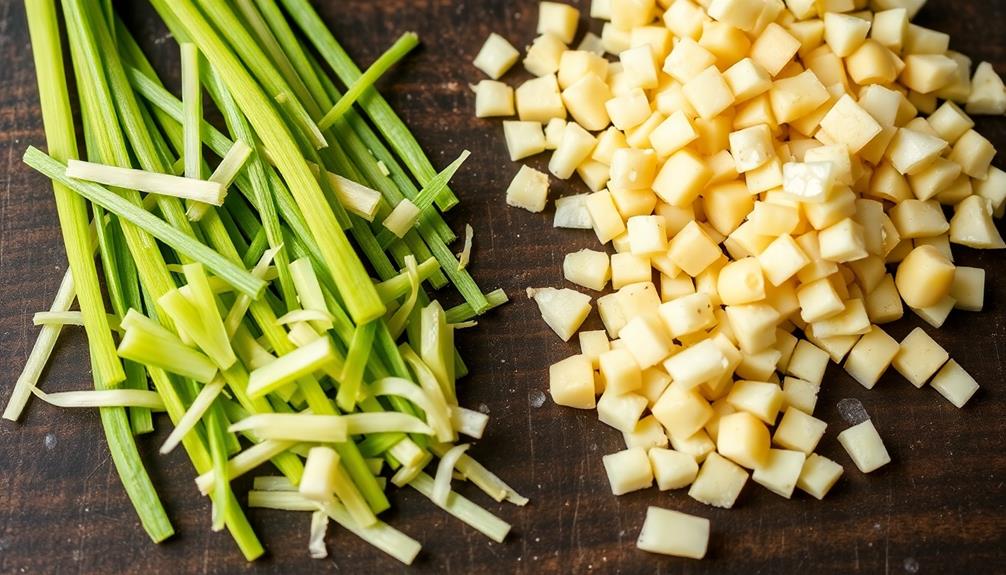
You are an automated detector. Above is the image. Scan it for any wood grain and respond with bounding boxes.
[1,1,1004,573]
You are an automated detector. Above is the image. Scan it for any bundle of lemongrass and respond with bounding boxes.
[8,0,523,564]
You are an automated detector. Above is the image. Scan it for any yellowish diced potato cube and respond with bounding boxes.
[929,360,980,408]
[667,220,722,276]
[561,74,613,131]
[683,66,736,120]
[599,348,642,394]
[668,428,717,463]
[661,272,696,301]
[544,118,567,151]
[636,506,709,559]
[658,292,715,338]
[620,44,659,90]
[895,245,956,309]
[750,23,801,76]
[557,50,609,89]
[625,215,666,255]
[726,379,784,425]
[782,161,836,203]
[757,234,810,286]
[787,339,829,386]
[610,148,658,191]
[531,286,592,341]
[663,38,717,84]
[729,124,775,173]
[640,367,673,407]
[585,190,626,244]
[751,201,799,238]
[610,0,655,29]
[889,199,949,239]
[688,452,749,508]
[891,326,948,388]
[602,446,653,495]
[774,329,800,372]
[782,376,819,414]
[870,8,908,52]
[723,58,772,105]
[578,330,610,369]
[885,128,948,176]
[549,122,597,179]
[724,302,780,354]
[524,33,568,77]
[652,150,714,208]
[819,217,868,263]
[770,70,830,124]
[837,419,891,473]
[703,181,753,237]
[625,110,665,149]
[693,113,734,155]
[949,130,997,180]
[630,25,673,60]
[538,2,580,44]
[966,61,1006,116]
[797,453,844,500]
[823,12,870,57]
[811,297,871,338]
[616,281,661,321]
[774,407,827,454]
[797,276,845,323]
[620,316,674,370]
[663,0,709,40]
[752,448,806,499]
[907,158,963,201]
[819,95,883,154]
[596,292,628,338]
[843,325,899,389]
[927,101,974,144]
[601,21,632,55]
[549,354,596,408]
[707,0,764,31]
[649,111,699,157]
[611,252,652,289]
[950,266,985,312]
[577,160,611,192]
[663,339,730,390]
[900,54,959,94]
[624,415,670,450]
[506,165,549,212]
[648,448,699,490]
[473,33,520,79]
[653,386,714,439]
[516,74,566,123]
[717,257,766,306]
[865,273,905,324]
[716,411,770,469]
[912,294,956,328]
[846,40,898,85]
[502,121,545,161]
[950,195,1006,250]
[597,389,649,432]
[474,80,515,118]
[606,87,652,131]
[699,21,752,69]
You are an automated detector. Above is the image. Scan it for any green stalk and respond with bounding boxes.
[181,43,202,180]
[336,321,376,411]
[445,288,509,323]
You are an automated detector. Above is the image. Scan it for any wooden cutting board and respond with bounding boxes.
[0,1,1003,573]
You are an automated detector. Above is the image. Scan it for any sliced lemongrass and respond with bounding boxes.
[275,91,327,150]
[224,246,281,337]
[3,269,75,421]
[317,32,419,129]
[451,406,490,439]
[187,139,253,221]
[409,473,511,543]
[309,510,329,559]
[336,321,377,411]
[457,224,474,271]
[412,150,470,212]
[160,377,226,454]
[377,160,390,176]
[432,443,470,507]
[386,256,419,340]
[228,413,348,443]
[289,257,332,333]
[369,377,453,442]
[326,172,382,222]
[248,490,318,511]
[390,451,433,488]
[252,476,297,492]
[66,159,224,205]
[420,301,456,403]
[331,454,377,527]
[159,288,235,369]
[340,412,434,436]
[117,324,218,384]
[375,257,440,302]
[399,343,452,414]
[444,288,508,323]
[32,387,165,410]
[381,199,420,239]
[181,43,202,180]
[196,438,298,495]
[300,446,340,503]
[275,309,335,325]
[365,458,384,475]
[180,262,236,366]
[388,437,428,468]
[452,320,478,329]
[430,443,528,506]
[33,311,120,331]
[247,336,338,398]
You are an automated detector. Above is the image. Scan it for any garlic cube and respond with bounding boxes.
[818,217,868,263]
[770,70,830,124]
[717,257,766,305]
[636,506,709,559]
[611,148,658,191]
[515,74,566,123]
[502,121,545,161]
[729,124,775,173]
[787,339,830,386]
[752,448,806,499]
[823,13,871,57]
[782,376,820,415]
[797,453,844,500]
[549,122,597,179]
[524,34,568,77]
[663,339,730,390]
[653,150,714,207]
[659,292,716,338]
[843,325,900,389]
[966,61,1006,116]
[473,33,520,79]
[530,287,592,341]
[549,354,596,408]
[624,416,670,450]
[620,315,674,369]
[563,248,610,291]
[950,266,985,312]
[605,87,652,131]
[683,65,736,119]
[649,111,699,157]
[597,389,648,432]
[837,419,891,473]
[611,252,652,289]
[724,302,780,354]
[929,359,979,408]
[726,380,783,425]
[750,23,801,76]
[653,386,714,439]
[648,448,699,490]
[716,411,770,469]
[585,190,626,244]
[578,330,611,369]
[506,165,550,213]
[949,195,1006,249]
[537,2,580,44]
[602,446,654,495]
[561,74,613,131]
[599,348,642,394]
[688,452,749,509]
[773,407,827,454]
[895,245,955,309]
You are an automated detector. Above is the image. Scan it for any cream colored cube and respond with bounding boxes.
[752,449,806,499]
[668,221,722,277]
[837,419,891,473]
[683,66,736,120]
[549,122,596,179]
[561,74,613,131]
[602,446,654,495]
[930,360,980,408]
[891,326,948,388]
[811,298,871,338]
[611,148,657,191]
[620,45,659,90]
[616,281,661,321]
[950,266,985,312]
[628,215,669,255]
[545,118,567,150]
[659,292,716,338]
[782,376,820,414]
[823,12,871,57]
[726,380,784,425]
[886,128,948,176]
[724,303,780,354]
[549,354,596,408]
[843,325,899,389]
[870,8,907,52]
[819,95,883,154]
[579,330,611,369]
[597,293,628,338]
[661,273,696,302]
[895,245,955,309]
[611,252,652,289]
[750,23,801,76]
[625,110,665,148]
[558,50,609,89]
[516,74,566,123]
[865,274,905,324]
[819,218,868,263]
[724,58,772,103]
[576,160,611,192]
[907,158,963,201]
[758,234,810,286]
[729,124,775,173]
[586,190,626,244]
[846,40,899,85]
[597,389,649,432]
[624,416,670,451]
[900,54,959,94]
[716,411,770,469]
[648,448,699,490]
[653,150,714,207]
[949,130,997,180]
[966,61,1006,116]
[668,428,717,463]
[975,167,1006,215]
[797,453,844,500]
[782,161,836,203]
[770,71,830,124]
[773,408,827,454]
[601,22,632,55]
[630,26,673,60]
[538,2,580,44]
[700,21,751,69]
[531,287,592,341]
[663,0,710,41]
[663,38,717,83]
[663,339,730,390]
[913,294,956,329]
[636,506,709,559]
[620,316,674,370]
[502,121,546,161]
[649,111,698,157]
[889,199,949,239]
[473,33,520,79]
[610,0,655,29]
[707,0,764,31]
[950,195,1006,250]
[599,348,642,395]
[524,34,567,77]
[506,165,550,212]
[639,367,672,407]
[474,80,515,118]
[606,87,652,131]
[787,339,829,386]
[653,386,714,439]
[717,257,766,306]
[563,249,610,292]
[797,276,845,323]
[751,201,800,237]
[688,452,749,508]
[927,101,975,144]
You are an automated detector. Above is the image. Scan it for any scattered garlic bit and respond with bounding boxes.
[636,506,710,559]
[475,0,1003,556]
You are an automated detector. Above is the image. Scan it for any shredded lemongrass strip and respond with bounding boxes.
[336,321,377,411]
[386,256,419,340]
[248,489,318,511]
[224,246,281,337]
[181,43,202,180]
[410,473,511,543]
[159,288,235,369]
[326,172,382,222]
[390,452,433,488]
[309,510,329,559]
[289,257,332,333]
[444,288,509,323]
[196,439,298,495]
[32,387,165,410]
[411,150,470,212]
[3,269,75,421]
[33,311,121,331]
[431,443,529,506]
[432,444,470,507]
[159,377,226,454]
[388,437,427,468]
[252,476,296,492]
[118,324,219,384]
[228,413,348,443]
[330,454,377,527]
[381,199,420,239]
[187,139,252,221]
[365,458,384,475]
[368,377,453,442]
[420,301,456,404]
[66,159,224,205]
[399,344,452,415]
[375,257,440,302]
[340,412,434,436]
[180,262,237,366]
[377,160,390,176]
[451,406,490,439]
[453,320,478,329]
[247,336,337,398]
[317,32,419,129]
[275,309,335,325]
[275,91,327,150]
[457,224,474,271]
[233,326,278,370]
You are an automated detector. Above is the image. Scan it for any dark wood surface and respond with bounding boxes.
[1,1,1004,573]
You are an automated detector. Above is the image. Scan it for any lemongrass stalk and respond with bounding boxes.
[246,336,338,398]
[390,451,432,487]
[28,0,123,387]
[340,413,433,435]
[275,91,327,149]
[451,406,490,439]
[228,413,348,443]
[187,139,252,221]
[385,257,419,339]
[158,289,235,369]
[444,289,509,323]
[160,377,226,454]
[330,455,377,527]
[224,246,281,337]
[196,438,297,495]
[3,268,75,421]
[33,310,119,330]
[430,443,529,506]
[181,262,237,360]
[275,310,334,325]
[252,475,296,491]
[32,387,165,410]
[309,510,329,559]
[457,224,474,270]
[317,32,419,130]
[205,403,231,531]
[420,301,456,402]
[181,43,202,181]
[118,324,219,384]
[336,321,376,411]
[375,257,440,302]
[380,199,420,240]
[409,473,511,543]
[289,257,332,333]
[323,170,382,221]
[432,443,469,506]
[369,378,453,442]
[66,159,224,204]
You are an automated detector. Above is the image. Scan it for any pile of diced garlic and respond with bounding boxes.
[472,0,1004,561]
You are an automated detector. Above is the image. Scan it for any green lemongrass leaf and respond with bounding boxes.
[188,139,252,221]
[180,262,237,365]
[232,325,278,371]
[246,336,338,398]
[368,377,453,443]
[32,387,165,410]
[432,443,469,507]
[224,246,281,337]
[65,159,224,204]
[228,413,348,443]
[289,257,332,332]
[118,322,219,384]
[317,32,419,130]
[409,472,511,543]
[390,451,432,487]
[159,288,235,369]
[457,224,474,270]
[420,301,456,404]
[386,257,419,340]
[337,320,378,412]
[33,310,121,331]
[160,377,226,454]
[444,288,508,323]
[380,199,420,241]
[205,403,231,531]
[275,91,327,149]
[181,43,202,180]
[412,150,470,213]
[196,438,297,495]
[340,413,433,436]
[275,310,335,325]
[375,257,440,302]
